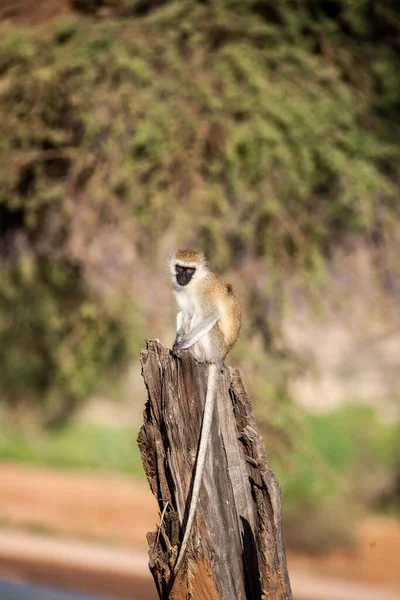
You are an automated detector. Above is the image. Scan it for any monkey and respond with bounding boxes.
[168,249,242,576]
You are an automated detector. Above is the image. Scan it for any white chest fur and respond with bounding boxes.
[174,288,197,318]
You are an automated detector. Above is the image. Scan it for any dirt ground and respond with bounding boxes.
[0,461,399,599]
[287,516,400,590]
[0,462,157,551]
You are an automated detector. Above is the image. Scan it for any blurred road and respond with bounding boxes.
[0,531,154,600]
[0,578,117,600]
[1,530,400,600]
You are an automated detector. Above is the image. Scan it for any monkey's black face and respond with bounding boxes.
[175,264,196,286]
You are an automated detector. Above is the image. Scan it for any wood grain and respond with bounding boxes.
[137,339,292,600]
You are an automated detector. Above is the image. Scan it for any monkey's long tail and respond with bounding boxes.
[173,362,219,576]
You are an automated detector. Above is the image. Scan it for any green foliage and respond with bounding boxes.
[0,257,132,423]
[1,2,399,263]
[273,403,399,508]
[0,1,399,421]
[309,404,399,471]
[269,403,400,551]
[0,422,144,475]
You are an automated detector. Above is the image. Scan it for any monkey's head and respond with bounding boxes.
[169,249,208,288]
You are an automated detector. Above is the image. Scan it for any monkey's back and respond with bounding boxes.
[201,273,242,359]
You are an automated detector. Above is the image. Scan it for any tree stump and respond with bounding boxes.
[137,339,292,600]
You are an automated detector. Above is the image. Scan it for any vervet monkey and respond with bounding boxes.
[168,249,242,575]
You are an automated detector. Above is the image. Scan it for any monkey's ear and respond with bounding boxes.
[167,251,178,277]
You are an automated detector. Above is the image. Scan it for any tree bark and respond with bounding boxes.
[137,339,292,600]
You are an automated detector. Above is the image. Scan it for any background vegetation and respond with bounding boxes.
[0,0,399,551]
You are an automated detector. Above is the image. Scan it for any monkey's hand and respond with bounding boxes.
[172,337,183,358]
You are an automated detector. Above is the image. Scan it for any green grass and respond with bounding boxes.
[1,403,397,498]
[270,402,400,510]
[268,402,400,551]
[308,404,399,471]
[0,422,145,476]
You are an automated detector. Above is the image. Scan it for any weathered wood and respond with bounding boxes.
[137,339,292,600]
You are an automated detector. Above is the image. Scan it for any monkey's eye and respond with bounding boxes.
[175,265,184,273]
[186,267,196,276]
